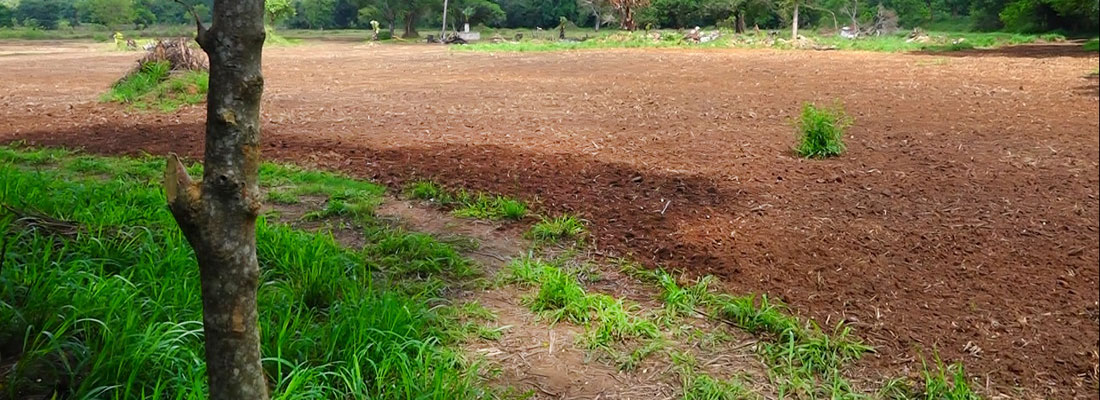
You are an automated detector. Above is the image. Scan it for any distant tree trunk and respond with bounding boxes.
[166,2,269,400]
[622,5,635,30]
[403,13,420,38]
[791,1,800,40]
[735,9,746,33]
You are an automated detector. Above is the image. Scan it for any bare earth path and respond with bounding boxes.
[1,40,1097,397]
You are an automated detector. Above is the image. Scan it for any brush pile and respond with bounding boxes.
[123,38,207,80]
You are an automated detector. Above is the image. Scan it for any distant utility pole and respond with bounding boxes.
[441,0,449,38]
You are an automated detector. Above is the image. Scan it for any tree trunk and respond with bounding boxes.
[622,5,635,30]
[403,13,419,38]
[166,1,269,400]
[735,9,746,33]
[791,1,800,40]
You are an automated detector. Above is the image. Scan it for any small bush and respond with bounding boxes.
[794,102,851,159]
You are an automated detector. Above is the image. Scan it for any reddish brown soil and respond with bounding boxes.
[2,40,1098,397]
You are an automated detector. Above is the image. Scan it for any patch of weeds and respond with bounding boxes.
[303,195,379,223]
[64,156,113,175]
[653,270,714,317]
[712,294,802,339]
[405,180,527,221]
[101,61,209,112]
[0,143,69,165]
[876,358,980,400]
[436,301,503,342]
[453,193,527,220]
[794,101,851,159]
[266,189,300,205]
[406,180,451,203]
[476,325,510,341]
[581,295,660,349]
[682,373,755,400]
[525,266,591,323]
[1082,38,1098,52]
[671,351,756,400]
[506,257,659,359]
[611,338,666,371]
[527,214,586,243]
[366,229,473,278]
[504,257,556,286]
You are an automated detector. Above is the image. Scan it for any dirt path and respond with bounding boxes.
[1,40,1097,397]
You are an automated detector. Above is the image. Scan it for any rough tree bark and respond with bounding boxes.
[165,1,269,399]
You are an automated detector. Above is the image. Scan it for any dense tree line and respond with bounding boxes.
[1,0,1094,33]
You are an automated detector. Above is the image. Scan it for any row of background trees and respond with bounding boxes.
[0,0,1095,35]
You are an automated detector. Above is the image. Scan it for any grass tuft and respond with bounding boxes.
[527,214,586,243]
[794,102,851,159]
[405,180,527,221]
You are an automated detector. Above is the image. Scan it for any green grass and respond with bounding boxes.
[877,358,981,400]
[504,258,659,357]
[458,28,1063,54]
[527,214,586,243]
[794,102,851,159]
[0,145,492,399]
[452,193,527,221]
[100,61,209,112]
[0,25,194,41]
[266,189,300,204]
[1084,38,1099,52]
[671,351,757,400]
[405,180,527,221]
[266,26,302,46]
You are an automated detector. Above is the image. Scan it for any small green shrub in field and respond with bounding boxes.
[794,102,852,159]
[528,214,586,243]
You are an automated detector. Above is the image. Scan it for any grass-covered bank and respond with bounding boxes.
[101,61,208,112]
[0,145,496,399]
